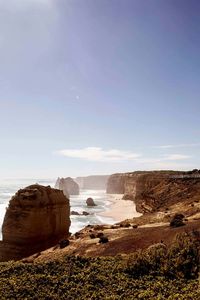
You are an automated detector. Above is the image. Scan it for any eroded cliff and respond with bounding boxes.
[107,171,200,213]
[0,184,70,261]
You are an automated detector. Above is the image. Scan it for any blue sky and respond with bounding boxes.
[0,0,200,179]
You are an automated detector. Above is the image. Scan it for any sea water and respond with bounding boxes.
[0,178,115,240]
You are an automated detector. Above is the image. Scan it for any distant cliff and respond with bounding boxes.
[75,175,109,190]
[107,170,200,213]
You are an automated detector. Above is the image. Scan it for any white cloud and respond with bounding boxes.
[56,147,141,162]
[56,146,192,165]
[154,143,200,149]
[163,154,191,160]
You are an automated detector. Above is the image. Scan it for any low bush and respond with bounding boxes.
[126,232,200,279]
[0,232,199,299]
[170,213,185,227]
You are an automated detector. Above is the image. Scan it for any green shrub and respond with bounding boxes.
[0,232,199,299]
[126,232,200,279]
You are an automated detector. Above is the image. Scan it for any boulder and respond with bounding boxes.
[59,239,70,249]
[86,197,97,207]
[0,184,70,261]
[170,213,185,228]
[71,211,80,216]
[55,177,79,196]
[71,211,90,216]
[82,211,90,216]
[99,236,109,243]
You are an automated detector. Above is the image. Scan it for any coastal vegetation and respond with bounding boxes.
[0,232,199,299]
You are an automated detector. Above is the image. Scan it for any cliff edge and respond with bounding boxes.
[107,170,200,214]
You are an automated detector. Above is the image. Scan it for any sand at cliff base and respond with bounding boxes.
[99,194,141,222]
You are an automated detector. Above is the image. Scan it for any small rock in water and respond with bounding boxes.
[82,211,90,216]
[71,211,80,216]
[86,197,97,207]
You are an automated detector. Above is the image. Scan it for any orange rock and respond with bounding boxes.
[0,184,70,261]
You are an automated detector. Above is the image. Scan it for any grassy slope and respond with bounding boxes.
[1,230,200,300]
[0,256,199,300]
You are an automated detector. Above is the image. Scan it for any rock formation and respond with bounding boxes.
[0,184,70,262]
[71,211,90,216]
[106,171,200,213]
[86,197,96,207]
[75,175,109,190]
[106,173,126,194]
[55,177,79,196]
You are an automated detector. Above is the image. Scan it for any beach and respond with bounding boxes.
[100,194,141,222]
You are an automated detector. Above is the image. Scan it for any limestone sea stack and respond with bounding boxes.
[55,177,79,196]
[0,184,70,262]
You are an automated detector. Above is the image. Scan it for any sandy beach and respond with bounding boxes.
[100,194,142,222]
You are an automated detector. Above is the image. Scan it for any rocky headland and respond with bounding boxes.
[21,169,200,263]
[0,184,70,261]
[107,170,200,214]
[1,170,200,263]
[0,171,199,299]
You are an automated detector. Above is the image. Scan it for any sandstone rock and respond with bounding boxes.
[107,171,200,214]
[86,197,96,207]
[106,174,125,194]
[0,184,70,261]
[55,177,79,196]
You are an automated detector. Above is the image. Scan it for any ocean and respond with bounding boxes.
[0,178,115,240]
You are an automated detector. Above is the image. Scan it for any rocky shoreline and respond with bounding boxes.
[0,170,200,263]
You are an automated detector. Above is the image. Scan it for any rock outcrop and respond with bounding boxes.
[75,175,109,190]
[0,184,70,262]
[71,211,90,216]
[107,171,200,214]
[86,197,96,207]
[55,177,79,196]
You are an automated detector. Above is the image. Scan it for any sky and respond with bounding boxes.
[0,0,200,179]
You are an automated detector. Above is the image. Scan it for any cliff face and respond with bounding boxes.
[135,173,200,213]
[55,177,79,196]
[75,175,109,190]
[0,184,70,261]
[107,171,200,213]
[106,174,126,194]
